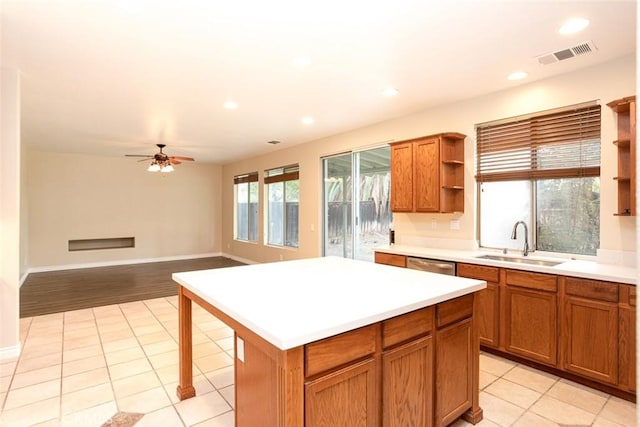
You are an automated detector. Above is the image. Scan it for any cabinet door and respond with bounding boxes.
[305,358,378,427]
[414,137,440,212]
[390,142,414,212]
[457,264,500,348]
[619,285,636,392]
[562,296,618,384]
[504,286,557,366]
[435,318,472,427]
[383,336,433,427]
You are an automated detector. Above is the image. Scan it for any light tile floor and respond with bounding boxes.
[0,296,636,427]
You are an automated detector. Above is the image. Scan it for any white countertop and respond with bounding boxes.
[376,245,637,285]
[172,256,486,350]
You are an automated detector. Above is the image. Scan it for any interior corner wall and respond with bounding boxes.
[1,67,22,357]
[27,152,223,269]
[221,54,636,264]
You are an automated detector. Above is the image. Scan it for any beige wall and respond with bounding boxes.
[1,68,22,356]
[27,152,223,268]
[222,54,636,264]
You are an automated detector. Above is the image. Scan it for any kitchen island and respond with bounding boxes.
[172,256,486,427]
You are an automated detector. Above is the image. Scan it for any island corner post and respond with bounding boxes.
[175,281,484,427]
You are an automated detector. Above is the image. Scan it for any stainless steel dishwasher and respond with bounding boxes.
[407,257,456,276]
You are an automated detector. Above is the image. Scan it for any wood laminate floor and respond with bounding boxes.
[19,257,245,318]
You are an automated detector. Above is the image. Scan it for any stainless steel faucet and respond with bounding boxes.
[511,221,530,256]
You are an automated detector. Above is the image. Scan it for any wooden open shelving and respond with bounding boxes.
[607,96,636,216]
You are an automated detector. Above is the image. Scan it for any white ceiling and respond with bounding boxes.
[2,0,636,164]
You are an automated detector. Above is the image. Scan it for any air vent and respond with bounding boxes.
[536,40,597,65]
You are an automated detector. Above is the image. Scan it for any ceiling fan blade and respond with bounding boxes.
[170,156,195,161]
[170,159,182,165]
[125,154,153,158]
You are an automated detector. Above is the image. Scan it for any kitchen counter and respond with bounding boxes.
[172,256,486,349]
[172,256,487,426]
[375,244,636,284]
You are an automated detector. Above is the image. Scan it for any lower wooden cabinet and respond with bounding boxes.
[503,270,558,367]
[458,261,635,398]
[435,318,472,427]
[561,277,619,385]
[306,358,378,427]
[457,264,500,348]
[382,336,433,427]
[374,252,407,268]
[304,298,478,426]
[618,284,636,392]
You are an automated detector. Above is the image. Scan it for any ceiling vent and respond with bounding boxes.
[536,40,597,65]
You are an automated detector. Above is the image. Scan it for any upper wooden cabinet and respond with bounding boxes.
[390,132,466,213]
[607,96,636,216]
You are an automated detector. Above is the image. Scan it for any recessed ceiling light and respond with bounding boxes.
[293,55,311,68]
[383,87,399,97]
[559,18,590,35]
[507,71,528,81]
[267,140,281,145]
[223,101,238,110]
[301,116,314,125]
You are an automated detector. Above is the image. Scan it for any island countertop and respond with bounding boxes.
[172,256,486,350]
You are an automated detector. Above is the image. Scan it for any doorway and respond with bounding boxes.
[322,146,392,262]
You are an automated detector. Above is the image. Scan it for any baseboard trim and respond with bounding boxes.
[221,253,258,265]
[27,252,225,274]
[0,344,21,361]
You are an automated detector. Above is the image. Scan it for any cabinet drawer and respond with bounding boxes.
[565,277,618,302]
[436,294,473,328]
[375,252,407,268]
[506,269,557,292]
[383,306,433,349]
[305,324,378,377]
[457,263,499,282]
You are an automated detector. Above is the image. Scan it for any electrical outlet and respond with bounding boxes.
[279,254,284,261]
[450,219,460,230]
[431,219,437,229]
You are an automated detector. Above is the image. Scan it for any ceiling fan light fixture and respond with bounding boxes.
[161,163,174,173]
[147,162,161,172]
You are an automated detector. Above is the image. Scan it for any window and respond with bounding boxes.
[476,103,601,255]
[265,165,299,248]
[234,172,258,242]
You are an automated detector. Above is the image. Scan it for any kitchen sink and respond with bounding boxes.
[475,254,564,267]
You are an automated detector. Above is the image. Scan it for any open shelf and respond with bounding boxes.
[607,96,636,216]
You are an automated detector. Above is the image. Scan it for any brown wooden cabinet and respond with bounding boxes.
[435,295,475,427]
[302,302,481,427]
[390,141,414,212]
[382,336,433,427]
[455,260,636,398]
[618,284,636,392]
[306,358,378,427]
[503,270,558,367]
[608,96,636,216]
[374,252,407,268]
[560,277,619,385]
[390,132,466,213]
[457,263,500,348]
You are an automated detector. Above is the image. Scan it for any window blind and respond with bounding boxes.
[476,104,601,182]
[233,172,258,184]
[264,165,299,184]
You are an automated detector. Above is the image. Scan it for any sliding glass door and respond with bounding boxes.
[322,146,392,262]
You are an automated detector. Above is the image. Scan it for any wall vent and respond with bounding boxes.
[536,40,597,65]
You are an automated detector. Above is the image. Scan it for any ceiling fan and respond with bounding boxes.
[125,144,195,172]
